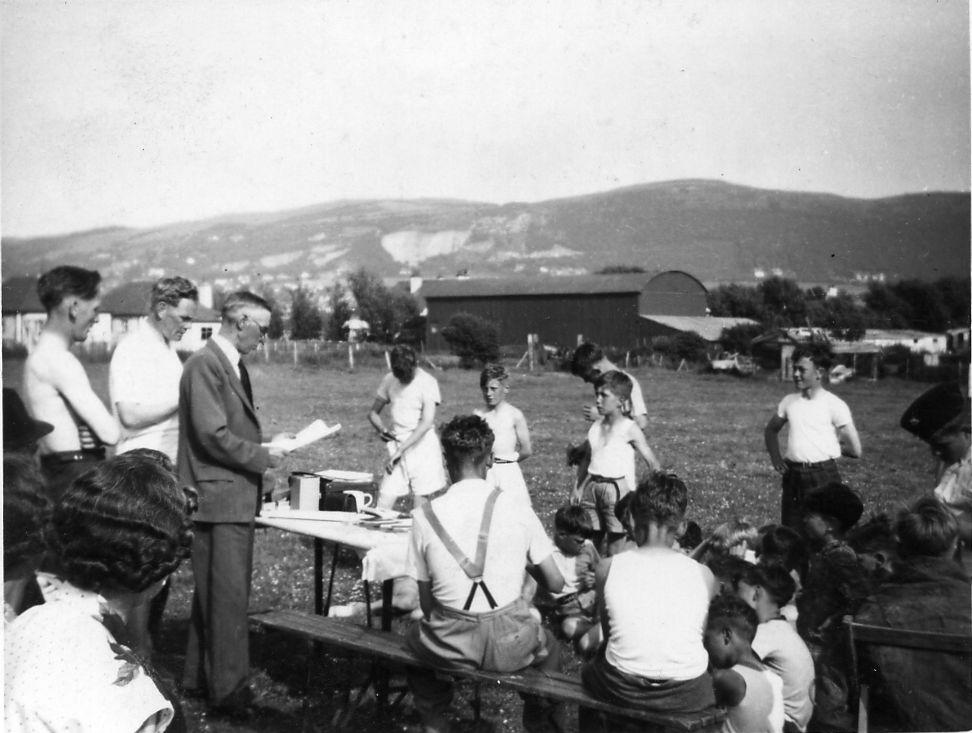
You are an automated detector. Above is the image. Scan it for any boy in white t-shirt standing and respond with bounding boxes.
[764,346,862,529]
[369,345,447,510]
[475,363,533,506]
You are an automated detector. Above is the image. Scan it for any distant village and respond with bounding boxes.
[3,268,967,384]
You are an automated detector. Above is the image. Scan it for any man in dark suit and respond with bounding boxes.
[178,291,290,714]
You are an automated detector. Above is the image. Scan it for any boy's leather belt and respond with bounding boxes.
[785,458,837,469]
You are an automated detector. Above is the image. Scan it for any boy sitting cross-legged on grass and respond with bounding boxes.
[532,505,601,644]
[580,473,718,731]
[571,370,660,556]
[704,594,785,733]
[405,415,567,733]
[734,563,815,733]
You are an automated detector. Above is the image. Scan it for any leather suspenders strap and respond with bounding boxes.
[421,488,503,610]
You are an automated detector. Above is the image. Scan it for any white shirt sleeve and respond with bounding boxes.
[829,394,853,428]
[628,377,647,417]
[406,515,430,582]
[524,511,555,566]
[376,372,393,402]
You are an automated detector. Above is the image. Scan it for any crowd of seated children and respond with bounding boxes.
[734,563,815,732]
[579,473,718,731]
[532,505,600,645]
[405,415,566,733]
[704,594,785,733]
[852,496,972,732]
[5,451,194,733]
[475,364,533,506]
[570,370,660,556]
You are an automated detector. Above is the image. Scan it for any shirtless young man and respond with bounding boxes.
[24,266,119,500]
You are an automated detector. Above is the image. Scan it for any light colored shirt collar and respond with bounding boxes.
[210,333,241,378]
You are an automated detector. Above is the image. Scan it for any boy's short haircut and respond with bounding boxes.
[440,415,494,466]
[151,276,198,309]
[594,370,633,403]
[846,513,897,556]
[390,344,418,385]
[791,344,833,371]
[738,562,797,607]
[37,266,101,312]
[629,472,687,530]
[479,363,509,388]
[707,555,754,591]
[709,519,759,556]
[555,505,594,538]
[707,593,759,642]
[758,524,809,577]
[569,342,603,379]
[678,520,703,551]
[896,496,958,558]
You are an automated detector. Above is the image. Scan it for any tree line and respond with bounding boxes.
[708,276,970,341]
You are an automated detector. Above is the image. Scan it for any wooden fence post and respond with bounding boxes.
[293,342,298,367]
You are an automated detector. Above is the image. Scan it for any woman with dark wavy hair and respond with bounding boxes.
[3,454,50,622]
[5,451,194,733]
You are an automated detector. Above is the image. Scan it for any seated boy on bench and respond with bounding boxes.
[405,415,567,733]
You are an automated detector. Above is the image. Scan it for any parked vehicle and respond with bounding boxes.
[710,351,757,376]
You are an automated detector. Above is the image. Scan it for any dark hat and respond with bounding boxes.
[802,482,864,531]
[900,382,969,443]
[3,388,53,451]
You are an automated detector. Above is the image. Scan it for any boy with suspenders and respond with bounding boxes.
[405,415,567,733]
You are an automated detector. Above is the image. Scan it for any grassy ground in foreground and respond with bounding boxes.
[2,357,939,732]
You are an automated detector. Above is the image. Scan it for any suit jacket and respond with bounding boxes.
[177,339,270,523]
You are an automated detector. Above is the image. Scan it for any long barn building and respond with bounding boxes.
[420,271,718,350]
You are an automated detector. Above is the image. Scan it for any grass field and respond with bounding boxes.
[2,356,940,732]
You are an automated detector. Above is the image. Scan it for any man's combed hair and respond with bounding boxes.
[896,495,958,558]
[479,363,509,388]
[43,453,194,594]
[3,455,51,574]
[390,344,418,385]
[555,504,594,538]
[440,415,494,464]
[36,266,101,312]
[707,593,759,643]
[151,276,198,309]
[594,370,633,403]
[221,291,271,322]
[569,342,604,379]
[629,472,688,531]
[791,344,833,371]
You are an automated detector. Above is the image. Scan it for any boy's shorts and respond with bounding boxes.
[580,476,624,534]
[379,434,447,498]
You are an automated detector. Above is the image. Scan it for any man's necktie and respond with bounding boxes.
[238,360,253,405]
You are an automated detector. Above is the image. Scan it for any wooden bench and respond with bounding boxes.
[251,609,725,732]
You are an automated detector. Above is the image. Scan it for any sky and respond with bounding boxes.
[1,0,969,237]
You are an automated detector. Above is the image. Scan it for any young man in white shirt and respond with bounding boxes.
[24,266,119,500]
[405,414,566,733]
[764,346,861,529]
[110,276,198,462]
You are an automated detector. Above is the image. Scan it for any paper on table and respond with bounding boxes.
[266,419,340,453]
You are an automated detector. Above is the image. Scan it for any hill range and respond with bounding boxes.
[2,180,968,289]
